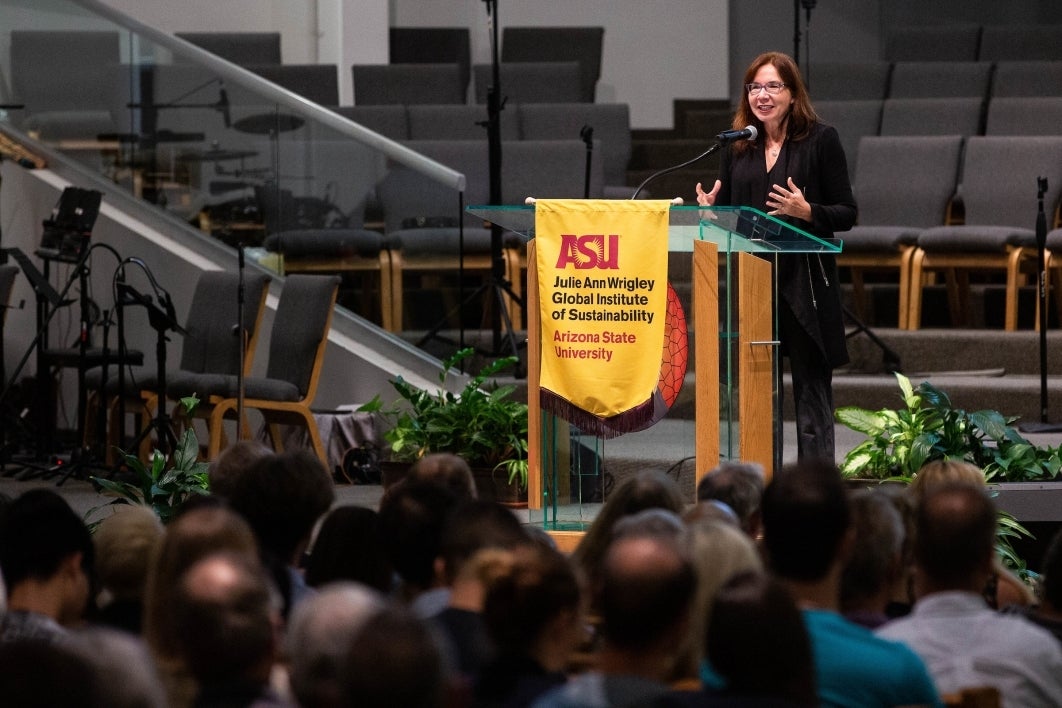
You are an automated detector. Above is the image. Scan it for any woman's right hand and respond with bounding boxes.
[695,180,721,207]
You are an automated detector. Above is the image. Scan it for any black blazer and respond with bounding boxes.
[716,121,856,368]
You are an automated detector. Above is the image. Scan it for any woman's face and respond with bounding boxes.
[747,63,791,127]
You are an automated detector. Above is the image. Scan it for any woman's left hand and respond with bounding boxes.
[767,177,812,222]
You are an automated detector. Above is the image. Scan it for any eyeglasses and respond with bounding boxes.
[746,82,787,95]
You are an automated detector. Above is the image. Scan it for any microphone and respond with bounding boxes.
[716,125,759,143]
[218,87,231,128]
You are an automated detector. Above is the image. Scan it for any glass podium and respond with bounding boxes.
[468,203,841,543]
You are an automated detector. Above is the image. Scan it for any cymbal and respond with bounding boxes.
[180,148,258,162]
[232,113,305,135]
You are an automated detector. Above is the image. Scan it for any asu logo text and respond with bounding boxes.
[554,234,620,270]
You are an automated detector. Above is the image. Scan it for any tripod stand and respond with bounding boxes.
[417,0,524,373]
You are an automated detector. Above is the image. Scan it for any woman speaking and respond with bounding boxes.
[696,51,857,462]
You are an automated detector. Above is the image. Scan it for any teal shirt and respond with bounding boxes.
[701,608,942,708]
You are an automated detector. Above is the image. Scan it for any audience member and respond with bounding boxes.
[878,482,1062,706]
[410,452,478,498]
[68,626,168,708]
[286,582,385,708]
[1012,526,1062,643]
[172,551,291,708]
[532,524,696,707]
[431,499,533,681]
[672,516,764,688]
[571,470,684,597]
[377,478,460,608]
[92,504,165,634]
[909,459,1034,609]
[0,488,94,643]
[759,460,940,708]
[839,488,905,629]
[695,461,766,538]
[227,449,336,616]
[700,572,817,707]
[208,440,273,499]
[143,505,259,708]
[341,603,448,708]
[0,638,101,706]
[304,505,393,593]
[476,543,585,708]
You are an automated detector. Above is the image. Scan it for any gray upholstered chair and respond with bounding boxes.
[888,61,994,99]
[840,135,964,327]
[352,64,466,105]
[991,61,1062,98]
[518,103,631,196]
[985,97,1062,136]
[879,97,985,137]
[501,26,604,102]
[884,25,982,62]
[174,32,282,66]
[814,100,883,183]
[332,105,410,140]
[248,64,340,107]
[85,270,271,460]
[407,104,518,141]
[10,30,121,140]
[908,137,1062,330]
[389,27,472,100]
[194,274,341,465]
[473,62,584,104]
[979,25,1062,62]
[807,62,892,101]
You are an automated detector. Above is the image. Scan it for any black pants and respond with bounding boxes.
[778,300,835,462]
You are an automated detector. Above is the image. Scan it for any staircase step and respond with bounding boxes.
[683,109,735,139]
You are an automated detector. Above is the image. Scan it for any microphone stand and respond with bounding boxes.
[630,141,724,200]
[580,125,594,199]
[1018,177,1062,432]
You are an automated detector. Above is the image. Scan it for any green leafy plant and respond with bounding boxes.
[836,373,1062,482]
[835,373,1062,579]
[90,396,210,524]
[360,348,529,488]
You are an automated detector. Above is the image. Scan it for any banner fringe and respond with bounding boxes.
[540,389,656,439]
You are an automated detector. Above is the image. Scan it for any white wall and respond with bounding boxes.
[392,0,729,129]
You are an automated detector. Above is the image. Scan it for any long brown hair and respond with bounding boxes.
[732,51,818,156]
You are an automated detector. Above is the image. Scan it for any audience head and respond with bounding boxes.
[409,453,477,499]
[286,582,385,708]
[596,524,695,660]
[438,499,530,586]
[675,516,763,680]
[913,482,997,594]
[208,440,273,499]
[341,604,446,708]
[0,488,94,626]
[840,488,906,617]
[172,551,280,687]
[707,572,817,707]
[572,470,684,586]
[227,449,335,565]
[696,460,766,536]
[143,505,258,661]
[909,459,985,502]
[482,544,583,671]
[1039,526,1062,613]
[305,505,393,593]
[93,504,164,604]
[378,479,460,598]
[761,459,851,583]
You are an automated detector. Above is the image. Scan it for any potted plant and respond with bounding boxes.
[835,373,1062,578]
[360,348,529,505]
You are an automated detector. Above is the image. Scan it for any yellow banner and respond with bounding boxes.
[535,199,670,419]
